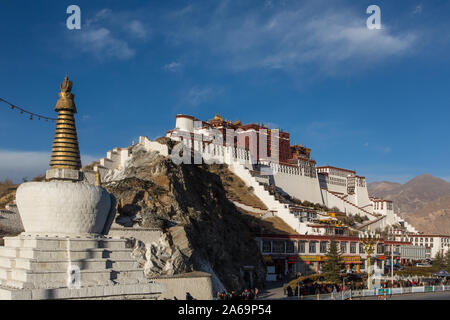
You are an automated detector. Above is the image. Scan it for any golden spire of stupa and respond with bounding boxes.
[49,75,81,170]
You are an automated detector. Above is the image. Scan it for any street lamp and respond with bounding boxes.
[359,227,380,290]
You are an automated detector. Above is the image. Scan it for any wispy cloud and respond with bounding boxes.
[413,5,423,15]
[75,27,135,60]
[183,85,224,107]
[0,150,98,183]
[68,8,151,60]
[163,61,182,72]
[163,0,417,76]
[126,20,149,39]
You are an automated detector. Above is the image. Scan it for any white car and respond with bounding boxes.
[416,263,431,267]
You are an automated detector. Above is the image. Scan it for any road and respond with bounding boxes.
[355,291,450,300]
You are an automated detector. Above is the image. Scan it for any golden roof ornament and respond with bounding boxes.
[46,75,83,181]
[55,75,77,113]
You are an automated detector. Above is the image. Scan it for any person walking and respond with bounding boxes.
[186,292,194,300]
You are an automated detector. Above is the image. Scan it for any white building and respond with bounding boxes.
[87,113,421,237]
[401,234,450,259]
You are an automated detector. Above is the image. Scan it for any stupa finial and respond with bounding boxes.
[46,75,83,181]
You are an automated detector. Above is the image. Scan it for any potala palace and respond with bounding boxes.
[86,113,417,237]
[2,77,448,300]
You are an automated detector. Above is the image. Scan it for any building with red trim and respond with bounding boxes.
[255,234,425,280]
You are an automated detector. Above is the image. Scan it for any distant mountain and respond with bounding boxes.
[367,181,401,198]
[368,174,450,234]
[403,195,450,234]
[368,174,450,214]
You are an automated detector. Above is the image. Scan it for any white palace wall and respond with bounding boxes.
[271,171,323,205]
[355,185,372,213]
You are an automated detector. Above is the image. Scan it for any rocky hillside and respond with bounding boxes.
[0,180,17,210]
[102,143,267,292]
[368,174,450,234]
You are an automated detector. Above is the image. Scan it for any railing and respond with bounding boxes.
[295,285,450,300]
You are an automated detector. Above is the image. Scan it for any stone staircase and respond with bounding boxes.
[325,189,378,219]
[83,137,169,184]
[0,235,165,299]
[227,161,314,234]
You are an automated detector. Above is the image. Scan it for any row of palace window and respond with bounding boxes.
[261,240,385,255]
[412,237,450,243]
[373,201,393,211]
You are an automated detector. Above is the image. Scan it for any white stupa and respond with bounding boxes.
[0,77,165,299]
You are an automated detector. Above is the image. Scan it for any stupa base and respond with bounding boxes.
[0,234,166,300]
[46,168,83,181]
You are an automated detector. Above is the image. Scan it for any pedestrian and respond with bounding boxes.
[186,292,194,300]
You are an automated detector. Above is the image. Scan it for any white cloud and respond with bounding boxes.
[164,1,417,76]
[0,150,98,183]
[413,5,423,15]
[69,8,150,60]
[126,20,149,39]
[75,27,135,60]
[163,61,182,72]
[184,86,224,107]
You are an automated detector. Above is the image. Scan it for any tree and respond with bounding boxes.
[433,251,446,270]
[444,251,450,271]
[322,239,343,283]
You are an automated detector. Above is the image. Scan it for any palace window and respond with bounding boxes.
[320,241,328,253]
[350,242,357,254]
[377,244,384,254]
[286,241,295,253]
[359,243,364,254]
[272,240,285,253]
[309,241,316,253]
[340,242,347,253]
[262,240,271,253]
[298,241,305,253]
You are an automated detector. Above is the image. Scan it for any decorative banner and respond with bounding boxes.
[299,255,322,262]
[342,256,362,264]
[0,97,56,122]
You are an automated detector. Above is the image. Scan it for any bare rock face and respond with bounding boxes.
[129,233,192,278]
[103,146,266,292]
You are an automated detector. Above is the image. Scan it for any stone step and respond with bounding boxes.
[0,266,145,287]
[0,278,34,290]
[0,257,139,272]
[3,237,128,250]
[0,268,11,281]
[0,246,133,261]
[0,281,165,300]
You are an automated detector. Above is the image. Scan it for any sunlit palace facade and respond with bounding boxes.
[255,234,418,280]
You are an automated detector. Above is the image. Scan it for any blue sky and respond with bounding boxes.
[0,0,450,183]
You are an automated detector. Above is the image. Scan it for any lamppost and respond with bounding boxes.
[359,227,380,290]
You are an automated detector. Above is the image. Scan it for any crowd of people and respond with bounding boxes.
[286,282,363,296]
[216,288,259,300]
[285,277,448,297]
[380,278,447,288]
